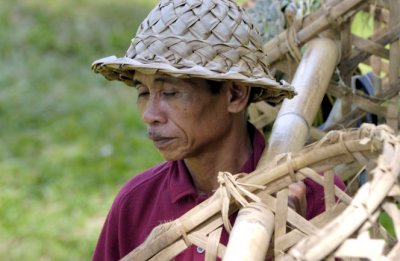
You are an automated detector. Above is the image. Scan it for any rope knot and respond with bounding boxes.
[217,171,266,232]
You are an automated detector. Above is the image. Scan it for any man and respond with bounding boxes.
[91,0,345,260]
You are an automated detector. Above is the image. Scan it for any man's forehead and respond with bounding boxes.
[133,72,208,88]
[134,72,181,85]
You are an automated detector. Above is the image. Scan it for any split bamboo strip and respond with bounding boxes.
[328,80,392,104]
[272,190,290,227]
[328,83,387,117]
[223,203,274,261]
[274,189,288,258]
[297,168,351,204]
[259,192,319,236]
[147,215,228,260]
[352,34,390,60]
[339,23,400,73]
[273,203,347,256]
[248,101,278,130]
[205,228,222,261]
[323,169,335,210]
[244,132,376,187]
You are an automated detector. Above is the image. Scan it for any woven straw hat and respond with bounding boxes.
[91,0,295,104]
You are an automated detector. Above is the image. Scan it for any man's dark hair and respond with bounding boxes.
[206,80,223,94]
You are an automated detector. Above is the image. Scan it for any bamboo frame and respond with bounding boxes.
[249,0,400,136]
[121,124,400,260]
[264,0,366,66]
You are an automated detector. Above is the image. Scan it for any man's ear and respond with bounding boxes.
[226,82,250,113]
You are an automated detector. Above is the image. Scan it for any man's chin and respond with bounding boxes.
[159,151,185,161]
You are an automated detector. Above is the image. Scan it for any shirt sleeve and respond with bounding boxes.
[304,174,347,220]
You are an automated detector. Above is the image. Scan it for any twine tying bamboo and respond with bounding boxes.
[323,5,344,29]
[176,219,191,247]
[275,2,303,63]
[217,171,266,232]
[120,124,399,261]
[286,153,298,183]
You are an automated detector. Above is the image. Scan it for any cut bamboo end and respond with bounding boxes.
[223,202,274,261]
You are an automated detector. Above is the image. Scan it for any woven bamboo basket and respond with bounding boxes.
[119,0,400,260]
[120,123,400,260]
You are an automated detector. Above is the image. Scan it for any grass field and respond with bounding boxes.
[0,0,161,259]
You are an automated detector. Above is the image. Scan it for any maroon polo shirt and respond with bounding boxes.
[92,125,345,261]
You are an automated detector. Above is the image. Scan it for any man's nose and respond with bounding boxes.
[142,97,166,125]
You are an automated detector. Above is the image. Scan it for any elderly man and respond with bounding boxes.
[91,0,345,260]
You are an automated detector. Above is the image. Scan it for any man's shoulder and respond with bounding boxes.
[115,161,173,204]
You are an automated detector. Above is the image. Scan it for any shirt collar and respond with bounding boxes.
[168,123,266,203]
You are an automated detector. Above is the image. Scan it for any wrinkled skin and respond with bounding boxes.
[133,71,252,193]
[134,73,232,161]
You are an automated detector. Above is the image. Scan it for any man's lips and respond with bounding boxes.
[151,137,175,149]
[148,132,174,149]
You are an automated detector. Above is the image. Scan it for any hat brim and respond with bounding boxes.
[91,55,296,104]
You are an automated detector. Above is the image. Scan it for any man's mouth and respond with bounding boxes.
[148,132,174,149]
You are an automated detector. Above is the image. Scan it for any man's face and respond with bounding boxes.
[134,72,232,161]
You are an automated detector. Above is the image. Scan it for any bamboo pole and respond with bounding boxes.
[261,37,339,163]
[371,6,383,76]
[264,0,365,65]
[387,0,400,131]
[338,17,353,124]
[223,203,274,261]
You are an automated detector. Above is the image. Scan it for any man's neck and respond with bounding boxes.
[184,122,252,195]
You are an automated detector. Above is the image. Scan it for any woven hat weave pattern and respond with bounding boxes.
[92,0,295,104]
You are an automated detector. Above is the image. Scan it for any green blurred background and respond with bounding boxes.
[0,0,162,259]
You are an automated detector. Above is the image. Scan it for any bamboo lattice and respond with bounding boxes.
[121,123,399,260]
[249,0,400,135]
